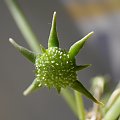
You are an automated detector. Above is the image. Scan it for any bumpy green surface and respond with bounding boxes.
[35,47,76,91]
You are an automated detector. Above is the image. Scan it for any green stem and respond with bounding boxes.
[91,76,105,117]
[5,0,41,52]
[61,89,77,116]
[103,95,120,120]
[74,91,85,120]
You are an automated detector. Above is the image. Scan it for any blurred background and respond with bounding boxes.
[0,0,120,120]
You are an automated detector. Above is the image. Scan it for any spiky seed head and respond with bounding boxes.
[35,47,77,91]
[9,12,103,105]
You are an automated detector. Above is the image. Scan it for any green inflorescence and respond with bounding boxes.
[9,12,103,105]
[35,47,76,92]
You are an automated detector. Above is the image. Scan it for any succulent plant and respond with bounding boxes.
[9,12,103,105]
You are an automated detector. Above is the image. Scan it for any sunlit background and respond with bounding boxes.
[0,0,120,120]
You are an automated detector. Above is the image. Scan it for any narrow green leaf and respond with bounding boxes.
[103,95,120,120]
[23,79,42,96]
[39,44,46,53]
[71,80,104,105]
[9,38,37,63]
[69,32,94,59]
[105,88,120,113]
[48,12,59,48]
[75,64,91,71]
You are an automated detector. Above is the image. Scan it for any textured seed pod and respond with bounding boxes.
[35,47,77,92]
[9,12,103,105]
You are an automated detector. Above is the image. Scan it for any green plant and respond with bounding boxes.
[5,0,120,120]
[9,12,102,105]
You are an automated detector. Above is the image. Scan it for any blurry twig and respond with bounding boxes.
[5,0,41,52]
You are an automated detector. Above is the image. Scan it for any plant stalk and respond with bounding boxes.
[61,89,77,116]
[75,91,85,120]
[5,0,41,52]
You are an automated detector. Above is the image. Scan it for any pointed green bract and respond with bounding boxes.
[57,87,61,93]
[9,38,37,63]
[69,32,94,59]
[39,44,46,53]
[48,12,59,48]
[71,80,103,105]
[23,79,42,96]
[75,64,91,71]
